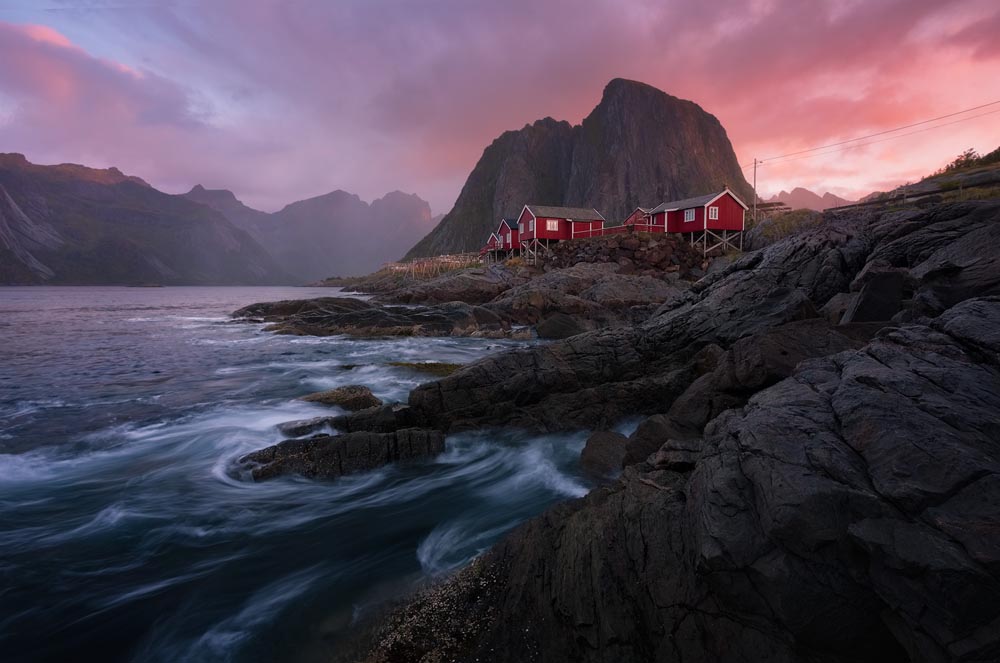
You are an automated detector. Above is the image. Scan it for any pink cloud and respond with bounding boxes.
[1,0,998,213]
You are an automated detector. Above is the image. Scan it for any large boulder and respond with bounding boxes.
[579,431,628,480]
[382,265,524,304]
[535,312,593,339]
[233,296,515,338]
[300,385,382,411]
[240,428,445,481]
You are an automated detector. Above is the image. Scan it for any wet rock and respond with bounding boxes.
[330,403,427,434]
[276,416,336,438]
[623,413,697,467]
[233,296,514,338]
[240,428,445,481]
[535,312,591,339]
[366,296,1000,663]
[300,385,382,411]
[579,431,627,480]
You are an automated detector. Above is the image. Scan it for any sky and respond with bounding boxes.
[0,0,998,214]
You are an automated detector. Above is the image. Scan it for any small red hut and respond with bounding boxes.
[649,188,748,252]
[497,218,520,253]
[621,206,659,232]
[517,205,605,260]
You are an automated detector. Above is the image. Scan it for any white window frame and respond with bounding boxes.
[519,223,524,233]
[506,232,512,244]
[546,219,559,232]
[684,208,695,222]
[708,206,719,220]
[529,218,535,232]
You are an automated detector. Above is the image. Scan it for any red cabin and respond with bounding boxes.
[649,188,748,233]
[649,188,748,253]
[480,232,503,262]
[621,206,661,232]
[482,232,502,252]
[497,218,520,252]
[517,205,606,245]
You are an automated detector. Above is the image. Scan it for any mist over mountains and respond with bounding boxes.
[0,153,435,284]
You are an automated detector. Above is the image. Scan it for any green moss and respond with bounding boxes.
[387,362,463,377]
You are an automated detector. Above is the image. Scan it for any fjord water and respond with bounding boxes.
[0,287,594,662]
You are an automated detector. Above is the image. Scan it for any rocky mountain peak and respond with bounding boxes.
[406,79,751,258]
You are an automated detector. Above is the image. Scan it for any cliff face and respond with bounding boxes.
[405,79,751,258]
[0,154,292,285]
[184,188,435,281]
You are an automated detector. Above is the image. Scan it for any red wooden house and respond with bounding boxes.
[517,205,605,260]
[498,218,520,253]
[620,206,661,232]
[480,232,503,262]
[649,188,748,252]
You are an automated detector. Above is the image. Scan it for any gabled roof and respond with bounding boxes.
[628,206,653,216]
[524,205,605,221]
[650,188,749,214]
[498,218,518,230]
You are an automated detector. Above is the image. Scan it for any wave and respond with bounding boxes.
[417,520,518,575]
[133,565,326,663]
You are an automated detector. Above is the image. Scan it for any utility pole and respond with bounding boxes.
[752,158,758,224]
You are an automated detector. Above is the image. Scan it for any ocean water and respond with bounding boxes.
[0,286,599,662]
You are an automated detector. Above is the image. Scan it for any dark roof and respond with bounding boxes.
[525,205,605,221]
[650,188,749,214]
[649,192,719,215]
[498,218,517,231]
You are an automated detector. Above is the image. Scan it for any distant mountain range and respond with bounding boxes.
[183,186,435,281]
[767,188,854,211]
[406,78,753,258]
[0,153,435,285]
[0,153,290,285]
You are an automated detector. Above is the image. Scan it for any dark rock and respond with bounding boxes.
[623,413,698,467]
[820,291,855,323]
[240,428,446,481]
[579,431,627,480]
[232,296,516,338]
[276,416,337,438]
[366,296,1000,663]
[383,265,524,305]
[300,385,382,411]
[841,270,906,322]
[535,312,590,339]
[330,403,427,434]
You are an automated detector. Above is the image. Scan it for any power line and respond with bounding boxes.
[741,99,1000,170]
[749,107,1000,169]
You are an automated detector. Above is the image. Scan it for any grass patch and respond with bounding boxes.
[387,362,464,376]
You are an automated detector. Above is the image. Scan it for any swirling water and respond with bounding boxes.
[0,286,599,662]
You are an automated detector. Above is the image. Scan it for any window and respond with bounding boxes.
[546,219,559,232]
[708,206,719,220]
[506,232,512,244]
[529,219,535,232]
[519,223,524,233]
[684,209,695,222]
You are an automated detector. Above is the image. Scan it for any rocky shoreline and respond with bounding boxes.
[233,200,1000,662]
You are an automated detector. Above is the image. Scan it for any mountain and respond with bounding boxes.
[0,154,291,285]
[183,187,434,280]
[767,187,854,211]
[405,78,753,258]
